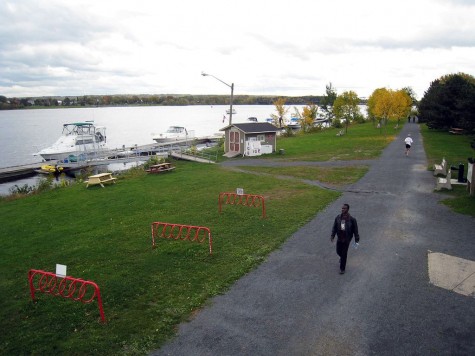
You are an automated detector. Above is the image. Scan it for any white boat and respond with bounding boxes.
[35,122,108,162]
[313,117,329,126]
[287,117,301,129]
[226,108,236,115]
[152,126,195,143]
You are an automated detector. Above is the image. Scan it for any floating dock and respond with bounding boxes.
[0,136,221,182]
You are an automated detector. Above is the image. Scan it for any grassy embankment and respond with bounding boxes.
[0,122,471,355]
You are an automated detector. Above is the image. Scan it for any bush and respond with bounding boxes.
[36,177,53,193]
[143,155,163,170]
[354,113,366,124]
[332,118,343,128]
[280,127,295,137]
[9,184,34,195]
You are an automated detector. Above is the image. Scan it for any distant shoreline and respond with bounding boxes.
[1,94,368,111]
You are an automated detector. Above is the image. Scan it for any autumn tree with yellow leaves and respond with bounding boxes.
[300,104,318,132]
[270,97,289,128]
[367,88,412,130]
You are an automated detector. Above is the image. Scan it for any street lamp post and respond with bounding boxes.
[201,72,234,125]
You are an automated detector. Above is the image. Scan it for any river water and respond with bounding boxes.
[0,105,286,195]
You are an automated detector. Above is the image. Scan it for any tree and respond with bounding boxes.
[301,104,318,132]
[333,91,361,133]
[391,90,413,126]
[320,82,337,123]
[402,86,417,105]
[367,88,412,129]
[418,73,475,131]
[270,97,289,127]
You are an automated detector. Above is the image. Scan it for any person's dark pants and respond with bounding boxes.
[336,239,351,271]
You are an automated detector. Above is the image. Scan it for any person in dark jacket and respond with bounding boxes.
[331,203,360,274]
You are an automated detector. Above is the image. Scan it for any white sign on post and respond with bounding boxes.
[236,188,244,195]
[56,264,67,278]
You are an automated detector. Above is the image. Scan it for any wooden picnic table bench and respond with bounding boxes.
[85,172,117,188]
[449,128,464,135]
[146,163,176,174]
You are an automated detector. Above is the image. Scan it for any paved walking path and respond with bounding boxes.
[153,123,475,355]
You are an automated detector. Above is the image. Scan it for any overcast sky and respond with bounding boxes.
[1,0,474,100]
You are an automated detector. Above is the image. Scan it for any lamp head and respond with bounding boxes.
[201,72,208,77]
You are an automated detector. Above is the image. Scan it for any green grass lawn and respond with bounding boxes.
[420,125,475,169]
[235,165,369,188]
[1,161,341,355]
[0,122,472,355]
[419,124,475,216]
[267,123,395,161]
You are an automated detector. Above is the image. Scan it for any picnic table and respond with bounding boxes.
[146,163,176,174]
[85,172,117,188]
[449,128,464,135]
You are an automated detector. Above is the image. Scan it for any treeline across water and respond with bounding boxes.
[0,94,366,110]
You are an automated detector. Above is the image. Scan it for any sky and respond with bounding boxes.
[1,0,474,100]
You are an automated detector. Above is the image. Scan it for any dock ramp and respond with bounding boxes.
[170,152,216,164]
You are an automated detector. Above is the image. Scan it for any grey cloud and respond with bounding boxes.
[354,30,475,50]
[0,1,112,49]
[442,0,475,5]
[247,20,475,55]
[0,1,138,95]
[247,33,312,60]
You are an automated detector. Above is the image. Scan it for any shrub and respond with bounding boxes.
[280,127,295,137]
[354,113,366,124]
[9,184,34,195]
[36,177,53,193]
[143,155,163,170]
[333,118,343,128]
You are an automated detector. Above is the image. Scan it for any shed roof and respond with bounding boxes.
[220,122,279,133]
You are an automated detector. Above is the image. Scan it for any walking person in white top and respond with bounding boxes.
[404,133,413,156]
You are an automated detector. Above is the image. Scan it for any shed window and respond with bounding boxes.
[257,134,265,142]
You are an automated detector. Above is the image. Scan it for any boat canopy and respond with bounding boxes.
[166,126,186,133]
[62,122,99,135]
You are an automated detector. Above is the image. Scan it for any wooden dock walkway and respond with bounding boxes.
[0,163,41,182]
[0,136,221,182]
[0,156,147,183]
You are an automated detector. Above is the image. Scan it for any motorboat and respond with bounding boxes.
[313,117,329,127]
[152,126,195,143]
[287,116,301,129]
[247,117,258,123]
[35,122,108,162]
[226,108,236,115]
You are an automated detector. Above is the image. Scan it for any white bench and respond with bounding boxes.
[435,169,452,191]
[433,158,447,176]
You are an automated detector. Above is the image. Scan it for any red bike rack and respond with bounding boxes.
[28,269,106,323]
[218,192,266,218]
[151,222,213,255]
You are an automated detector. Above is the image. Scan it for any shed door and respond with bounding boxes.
[229,131,240,152]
